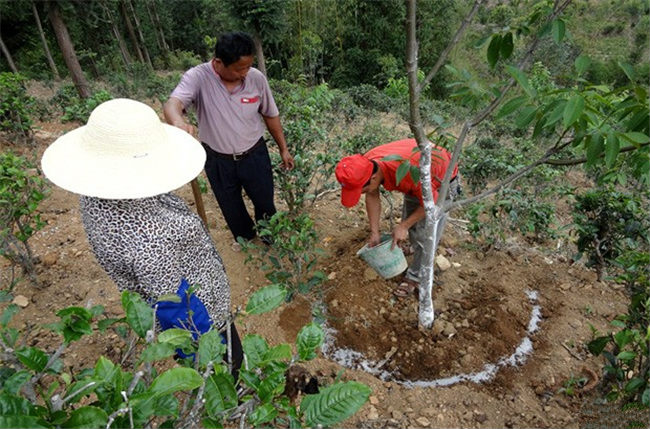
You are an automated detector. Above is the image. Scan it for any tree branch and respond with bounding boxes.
[545,142,649,165]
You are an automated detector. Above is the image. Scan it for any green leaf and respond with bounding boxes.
[497,96,528,118]
[499,32,514,59]
[89,305,104,318]
[515,105,537,129]
[265,344,292,362]
[624,377,646,393]
[149,368,203,396]
[487,34,501,68]
[248,403,278,426]
[204,373,237,417]
[585,134,604,167]
[575,55,591,75]
[198,330,227,367]
[552,19,565,43]
[156,294,181,304]
[0,304,19,327]
[301,381,371,427]
[94,356,116,380]
[158,329,192,348]
[153,395,179,418]
[621,132,650,145]
[296,323,324,361]
[505,65,535,97]
[587,336,609,355]
[642,387,650,406]
[121,291,153,338]
[62,406,108,429]
[381,154,403,161]
[616,350,636,361]
[0,393,34,416]
[545,100,567,127]
[140,342,177,363]
[618,62,635,82]
[605,134,620,168]
[395,161,410,186]
[243,335,269,368]
[258,367,286,403]
[3,370,31,395]
[96,317,124,332]
[15,347,48,372]
[614,330,634,349]
[563,95,585,128]
[246,284,287,315]
[0,416,48,428]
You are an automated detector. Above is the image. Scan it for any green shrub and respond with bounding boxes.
[61,90,113,123]
[0,73,35,138]
[345,84,394,112]
[166,49,202,71]
[0,153,46,284]
[241,212,325,302]
[587,250,649,408]
[0,290,370,428]
[572,187,649,279]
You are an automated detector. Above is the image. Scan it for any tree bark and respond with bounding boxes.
[47,1,90,98]
[101,1,132,67]
[32,2,60,79]
[252,32,266,76]
[120,0,144,63]
[0,35,18,73]
[149,0,168,53]
[126,0,153,68]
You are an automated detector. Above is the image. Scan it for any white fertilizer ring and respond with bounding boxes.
[322,290,542,388]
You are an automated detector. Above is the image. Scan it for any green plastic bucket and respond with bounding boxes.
[356,235,408,279]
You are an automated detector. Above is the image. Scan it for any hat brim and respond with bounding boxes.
[41,124,206,199]
[341,186,364,208]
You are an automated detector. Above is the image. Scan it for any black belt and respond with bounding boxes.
[204,137,265,161]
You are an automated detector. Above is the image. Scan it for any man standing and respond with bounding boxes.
[164,32,294,244]
[335,138,459,297]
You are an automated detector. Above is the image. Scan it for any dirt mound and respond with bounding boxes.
[323,229,555,383]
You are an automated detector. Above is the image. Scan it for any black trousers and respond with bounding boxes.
[203,140,276,241]
[227,323,244,381]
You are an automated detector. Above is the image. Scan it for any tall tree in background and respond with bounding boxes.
[125,0,152,68]
[47,1,89,98]
[99,0,131,68]
[0,7,18,73]
[31,1,59,79]
[227,0,288,76]
[120,0,144,63]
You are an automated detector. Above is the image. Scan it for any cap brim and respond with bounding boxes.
[341,186,363,208]
[41,124,206,199]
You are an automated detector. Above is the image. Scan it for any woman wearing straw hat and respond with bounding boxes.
[41,98,243,372]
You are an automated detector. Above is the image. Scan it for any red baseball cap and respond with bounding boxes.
[335,154,374,207]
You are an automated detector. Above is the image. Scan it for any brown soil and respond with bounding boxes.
[2,98,644,428]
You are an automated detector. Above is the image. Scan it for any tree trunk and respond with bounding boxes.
[47,1,90,98]
[150,0,168,53]
[32,2,60,79]
[126,0,153,68]
[143,0,162,51]
[252,32,266,76]
[0,35,18,73]
[120,0,144,63]
[101,1,131,67]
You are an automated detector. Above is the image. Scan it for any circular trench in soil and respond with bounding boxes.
[320,231,548,386]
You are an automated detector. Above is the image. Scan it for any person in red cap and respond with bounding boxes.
[335,138,460,297]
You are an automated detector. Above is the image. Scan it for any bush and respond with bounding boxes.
[166,49,202,71]
[0,73,35,139]
[0,152,46,285]
[61,90,113,123]
[0,289,370,428]
[241,212,325,302]
[345,84,394,112]
[572,187,649,279]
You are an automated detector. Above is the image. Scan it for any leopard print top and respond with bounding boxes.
[80,193,231,327]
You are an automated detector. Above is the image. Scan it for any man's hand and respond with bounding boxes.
[391,223,409,250]
[173,121,196,137]
[368,231,381,248]
[280,148,295,170]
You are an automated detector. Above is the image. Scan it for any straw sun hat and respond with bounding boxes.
[41,98,205,199]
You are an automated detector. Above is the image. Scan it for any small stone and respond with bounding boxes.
[452,262,461,268]
[364,267,379,281]
[415,417,430,427]
[461,319,470,328]
[367,405,379,420]
[435,255,451,271]
[327,271,337,280]
[13,295,29,307]
[391,410,403,420]
[42,253,58,266]
[442,322,457,337]
[369,395,379,405]
[560,283,571,291]
[331,300,339,308]
[463,411,473,421]
[475,412,488,423]
[432,320,445,337]
[422,407,436,417]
